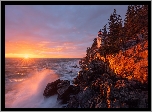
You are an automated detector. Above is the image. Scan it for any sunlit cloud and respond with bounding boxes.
[5,40,86,58]
[5,5,128,58]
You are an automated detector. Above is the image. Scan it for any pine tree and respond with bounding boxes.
[101,24,108,56]
[124,5,148,43]
[139,5,148,40]
[133,5,142,34]
[101,24,108,72]
[102,24,108,39]
[121,27,127,54]
[115,13,123,52]
[107,9,123,54]
[124,5,136,40]
[91,38,98,50]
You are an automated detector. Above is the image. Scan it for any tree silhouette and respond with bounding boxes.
[107,9,123,54]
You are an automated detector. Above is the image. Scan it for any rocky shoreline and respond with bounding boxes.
[43,59,148,108]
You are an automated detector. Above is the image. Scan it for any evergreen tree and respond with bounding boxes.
[102,24,108,39]
[124,5,148,43]
[116,13,123,52]
[107,9,123,54]
[133,5,142,35]
[80,5,148,76]
[121,27,127,54]
[91,38,98,49]
[138,5,148,40]
[98,24,108,61]
[124,5,136,40]
[99,24,108,72]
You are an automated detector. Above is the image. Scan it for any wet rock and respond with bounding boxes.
[43,79,79,103]
[57,80,71,103]
[43,79,61,97]
[57,80,80,103]
[57,80,70,88]
[57,86,70,103]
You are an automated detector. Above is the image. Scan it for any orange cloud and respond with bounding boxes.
[5,40,85,58]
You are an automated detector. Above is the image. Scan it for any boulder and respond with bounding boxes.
[43,78,81,104]
[57,80,80,104]
[57,85,70,103]
[43,79,61,97]
[57,80,71,103]
[57,80,70,89]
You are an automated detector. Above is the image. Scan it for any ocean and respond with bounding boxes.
[5,58,81,108]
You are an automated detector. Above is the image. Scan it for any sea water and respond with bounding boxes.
[5,58,81,108]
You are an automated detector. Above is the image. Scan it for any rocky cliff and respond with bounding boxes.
[43,40,148,108]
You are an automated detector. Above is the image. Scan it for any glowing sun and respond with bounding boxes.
[24,54,29,59]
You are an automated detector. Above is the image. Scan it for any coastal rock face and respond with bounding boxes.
[67,70,148,108]
[43,58,148,108]
[42,8,148,108]
[43,48,148,108]
[43,70,148,108]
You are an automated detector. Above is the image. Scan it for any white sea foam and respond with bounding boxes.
[56,60,80,84]
[5,69,61,108]
[5,58,81,108]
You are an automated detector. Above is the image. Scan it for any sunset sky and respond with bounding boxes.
[5,5,128,58]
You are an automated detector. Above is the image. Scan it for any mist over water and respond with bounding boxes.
[5,69,59,108]
[5,58,80,108]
